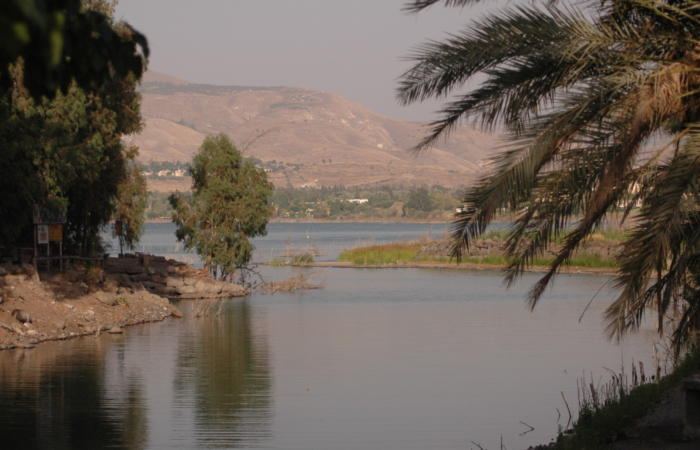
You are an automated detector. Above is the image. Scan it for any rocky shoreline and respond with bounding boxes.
[0,254,246,351]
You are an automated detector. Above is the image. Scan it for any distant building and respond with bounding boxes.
[173,169,187,177]
[142,170,153,176]
[157,170,171,177]
[348,198,368,204]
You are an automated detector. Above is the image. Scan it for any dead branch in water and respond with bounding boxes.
[258,269,325,294]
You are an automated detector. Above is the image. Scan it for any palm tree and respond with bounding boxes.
[398,0,700,349]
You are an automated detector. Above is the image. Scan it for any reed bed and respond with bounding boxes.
[258,269,325,294]
[338,241,424,265]
[340,242,617,269]
[556,344,700,449]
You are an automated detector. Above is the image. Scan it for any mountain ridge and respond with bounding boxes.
[130,71,501,190]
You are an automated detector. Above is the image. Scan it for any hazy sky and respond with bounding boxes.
[114,0,493,122]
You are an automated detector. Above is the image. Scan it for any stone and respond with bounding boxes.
[130,273,150,283]
[151,275,166,284]
[85,310,95,320]
[53,319,65,330]
[205,282,222,294]
[117,287,129,295]
[0,278,5,288]
[125,266,145,275]
[11,309,31,323]
[20,263,35,276]
[170,309,183,318]
[30,273,40,283]
[26,329,37,336]
[166,276,184,287]
[108,326,123,334]
[175,285,197,295]
[147,267,156,275]
[166,265,177,274]
[183,277,197,286]
[4,274,27,286]
[167,259,179,265]
[103,279,119,293]
[94,291,117,305]
[0,266,6,275]
[133,282,146,292]
[195,280,208,293]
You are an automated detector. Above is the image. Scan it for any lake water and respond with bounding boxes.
[0,223,659,449]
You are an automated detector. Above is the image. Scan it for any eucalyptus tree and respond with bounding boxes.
[399,0,700,348]
[169,134,274,280]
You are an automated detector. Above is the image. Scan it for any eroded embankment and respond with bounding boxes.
[0,255,246,350]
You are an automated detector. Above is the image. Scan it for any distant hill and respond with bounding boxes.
[129,71,502,190]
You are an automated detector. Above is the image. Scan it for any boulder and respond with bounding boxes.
[205,282,222,294]
[4,274,27,286]
[151,275,166,284]
[108,326,123,334]
[0,266,6,275]
[147,267,156,275]
[175,285,197,295]
[103,279,119,293]
[133,282,146,292]
[194,280,208,293]
[166,265,177,274]
[183,277,197,286]
[11,309,31,323]
[1,264,21,275]
[166,276,184,287]
[153,285,177,296]
[94,291,117,305]
[130,273,150,283]
[125,266,145,275]
[20,263,35,276]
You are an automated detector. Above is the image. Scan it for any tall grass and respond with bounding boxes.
[341,242,617,268]
[556,345,700,449]
[339,242,423,265]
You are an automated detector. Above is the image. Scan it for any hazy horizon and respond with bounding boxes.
[115,0,493,123]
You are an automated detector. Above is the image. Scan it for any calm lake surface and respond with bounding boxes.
[0,223,658,449]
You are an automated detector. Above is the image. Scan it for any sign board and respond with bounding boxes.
[37,225,49,244]
[33,204,67,224]
[49,224,62,241]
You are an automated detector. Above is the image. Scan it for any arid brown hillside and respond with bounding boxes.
[130,71,502,190]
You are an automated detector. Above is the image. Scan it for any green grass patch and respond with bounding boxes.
[340,242,617,268]
[556,345,700,449]
[339,242,423,265]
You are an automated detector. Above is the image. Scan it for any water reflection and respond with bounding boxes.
[0,340,149,450]
[0,300,273,450]
[175,302,272,448]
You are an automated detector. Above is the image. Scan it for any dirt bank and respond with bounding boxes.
[0,255,246,351]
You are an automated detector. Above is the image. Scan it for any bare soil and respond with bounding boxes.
[0,269,183,350]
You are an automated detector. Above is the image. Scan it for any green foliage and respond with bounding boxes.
[0,0,148,100]
[555,346,700,449]
[400,0,700,346]
[339,242,424,265]
[113,163,148,253]
[0,63,144,255]
[404,186,433,212]
[170,134,274,279]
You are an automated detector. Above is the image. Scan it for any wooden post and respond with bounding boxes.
[33,225,38,273]
[59,241,63,272]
